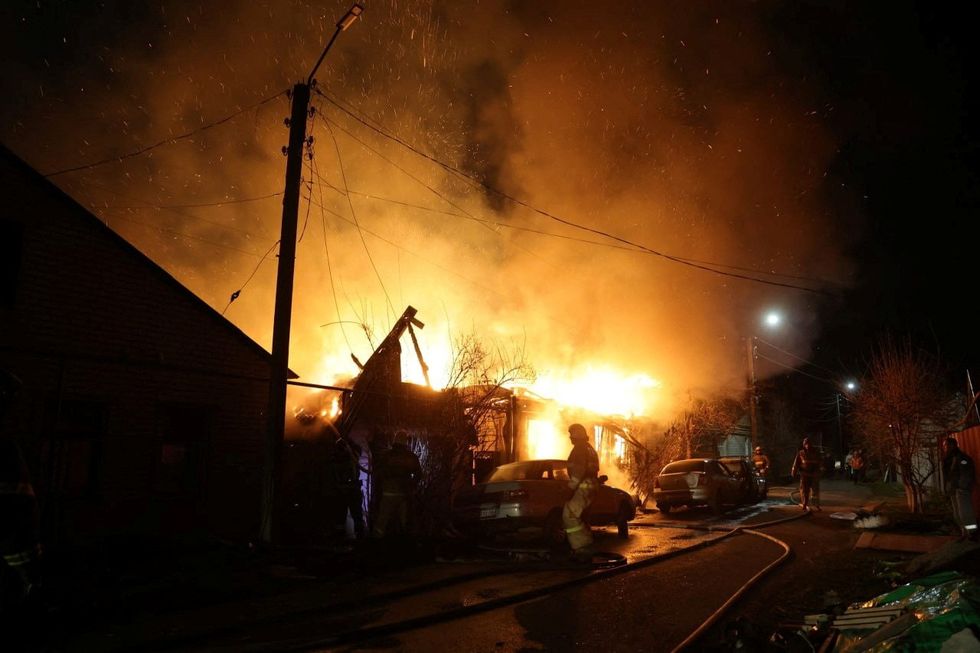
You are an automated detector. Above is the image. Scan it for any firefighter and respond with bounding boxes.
[563,423,599,563]
[791,437,822,511]
[0,370,41,612]
[943,436,977,541]
[752,446,771,478]
[334,435,367,540]
[371,431,422,539]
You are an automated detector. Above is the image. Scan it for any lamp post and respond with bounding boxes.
[836,380,858,462]
[747,310,783,451]
[262,3,364,545]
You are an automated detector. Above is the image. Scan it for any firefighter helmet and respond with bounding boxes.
[754,446,763,454]
[568,423,588,442]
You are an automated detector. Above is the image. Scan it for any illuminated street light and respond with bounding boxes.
[845,380,858,392]
[748,309,783,449]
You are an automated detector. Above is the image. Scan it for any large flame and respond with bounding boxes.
[527,367,660,418]
[398,337,661,418]
[312,334,661,459]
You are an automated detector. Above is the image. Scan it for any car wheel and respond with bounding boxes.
[544,509,566,548]
[656,502,671,513]
[616,502,631,538]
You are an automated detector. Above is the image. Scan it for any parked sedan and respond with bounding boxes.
[652,458,743,514]
[718,456,769,503]
[452,459,636,542]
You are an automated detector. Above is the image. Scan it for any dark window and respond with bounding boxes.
[0,220,24,307]
[155,403,212,497]
[41,398,107,500]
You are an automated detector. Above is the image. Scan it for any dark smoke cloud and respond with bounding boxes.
[2,1,865,418]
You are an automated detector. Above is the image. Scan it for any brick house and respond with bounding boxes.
[0,144,278,546]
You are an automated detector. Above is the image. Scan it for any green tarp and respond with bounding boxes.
[835,571,980,652]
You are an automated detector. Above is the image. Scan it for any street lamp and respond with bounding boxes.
[836,380,858,462]
[263,3,365,545]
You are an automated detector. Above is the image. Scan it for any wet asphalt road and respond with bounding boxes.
[296,499,799,652]
[59,493,811,652]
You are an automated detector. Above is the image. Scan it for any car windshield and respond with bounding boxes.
[488,461,567,482]
[661,460,705,474]
[719,460,743,474]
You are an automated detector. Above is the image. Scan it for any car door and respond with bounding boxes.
[708,460,739,505]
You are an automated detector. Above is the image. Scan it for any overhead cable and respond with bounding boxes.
[44,89,288,177]
[315,88,840,296]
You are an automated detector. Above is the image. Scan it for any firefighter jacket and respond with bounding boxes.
[752,453,771,474]
[944,448,976,493]
[0,439,41,573]
[791,447,822,479]
[567,441,599,485]
[375,443,421,496]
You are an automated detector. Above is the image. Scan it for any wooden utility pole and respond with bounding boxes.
[261,4,364,545]
[261,83,310,545]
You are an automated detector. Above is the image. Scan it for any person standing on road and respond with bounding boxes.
[791,437,822,511]
[371,431,422,539]
[942,436,977,541]
[752,446,771,478]
[850,449,866,484]
[563,423,599,563]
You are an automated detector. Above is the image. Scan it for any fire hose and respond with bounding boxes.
[267,508,808,652]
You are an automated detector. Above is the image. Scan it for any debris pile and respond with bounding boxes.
[832,571,980,652]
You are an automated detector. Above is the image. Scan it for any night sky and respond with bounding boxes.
[2,1,977,417]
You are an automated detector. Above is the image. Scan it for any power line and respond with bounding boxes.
[316,112,563,273]
[315,88,840,296]
[755,351,836,386]
[108,191,283,210]
[103,212,269,258]
[304,130,656,255]
[74,178,279,242]
[307,193,511,303]
[755,336,839,375]
[310,150,354,355]
[44,89,288,177]
[222,240,281,315]
[321,115,397,323]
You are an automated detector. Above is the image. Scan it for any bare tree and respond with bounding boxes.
[414,331,535,536]
[852,336,956,512]
[626,395,741,506]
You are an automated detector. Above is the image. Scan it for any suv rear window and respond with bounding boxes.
[661,460,706,474]
[489,462,560,481]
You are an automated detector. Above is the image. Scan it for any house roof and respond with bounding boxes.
[0,142,296,379]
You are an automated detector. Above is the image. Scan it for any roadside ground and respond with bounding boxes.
[702,477,980,650]
[5,477,976,652]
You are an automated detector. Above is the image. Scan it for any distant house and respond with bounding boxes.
[0,144,282,547]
